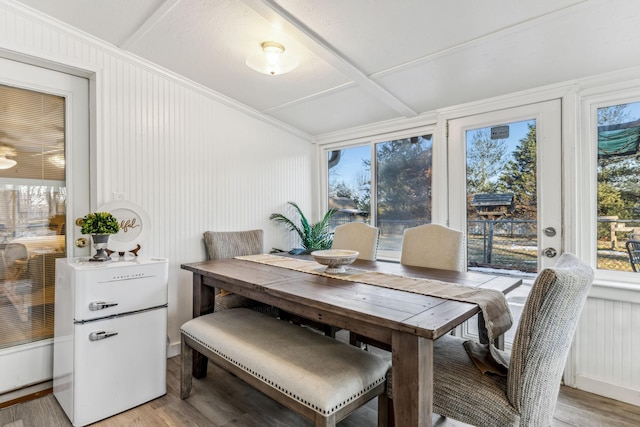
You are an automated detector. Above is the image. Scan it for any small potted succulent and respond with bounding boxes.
[80,212,120,262]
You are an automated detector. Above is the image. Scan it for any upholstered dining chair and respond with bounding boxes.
[331,222,380,261]
[626,240,640,272]
[4,243,28,283]
[387,252,593,427]
[400,224,465,272]
[203,229,278,316]
[353,223,465,350]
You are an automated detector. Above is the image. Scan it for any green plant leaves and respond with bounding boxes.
[80,211,120,235]
[269,201,337,253]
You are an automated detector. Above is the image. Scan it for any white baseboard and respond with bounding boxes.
[0,380,52,406]
[575,375,640,406]
[167,341,181,358]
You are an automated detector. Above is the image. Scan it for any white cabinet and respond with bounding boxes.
[53,257,168,427]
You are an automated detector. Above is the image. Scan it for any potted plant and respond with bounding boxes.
[80,211,120,262]
[269,201,338,254]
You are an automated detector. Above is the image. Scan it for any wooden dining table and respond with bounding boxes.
[181,256,521,427]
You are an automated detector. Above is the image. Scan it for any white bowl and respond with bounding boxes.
[311,249,359,273]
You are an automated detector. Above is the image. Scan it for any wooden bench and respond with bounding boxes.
[180,308,390,427]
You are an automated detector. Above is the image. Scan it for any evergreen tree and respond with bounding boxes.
[375,136,432,221]
[466,129,507,194]
[499,124,537,219]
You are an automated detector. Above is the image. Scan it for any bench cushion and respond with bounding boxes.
[181,308,390,416]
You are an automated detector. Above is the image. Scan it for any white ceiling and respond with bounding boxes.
[13,0,640,137]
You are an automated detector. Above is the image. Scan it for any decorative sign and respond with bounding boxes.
[98,200,150,252]
[491,125,510,139]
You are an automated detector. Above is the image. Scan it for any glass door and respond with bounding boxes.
[0,57,89,397]
[447,100,562,345]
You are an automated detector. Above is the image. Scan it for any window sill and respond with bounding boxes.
[589,278,640,303]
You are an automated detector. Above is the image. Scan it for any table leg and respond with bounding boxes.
[391,331,433,427]
[191,273,216,378]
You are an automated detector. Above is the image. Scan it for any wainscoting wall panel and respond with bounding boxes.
[574,292,640,406]
[0,2,314,355]
[3,1,640,408]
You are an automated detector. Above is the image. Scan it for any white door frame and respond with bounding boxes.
[447,99,563,272]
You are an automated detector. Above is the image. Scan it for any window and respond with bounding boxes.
[327,134,433,260]
[596,101,640,272]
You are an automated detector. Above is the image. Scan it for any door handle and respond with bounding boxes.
[88,331,118,341]
[543,247,557,258]
[89,301,119,311]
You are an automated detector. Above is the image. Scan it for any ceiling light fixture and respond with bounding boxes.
[0,156,17,169]
[246,41,299,76]
[0,146,17,170]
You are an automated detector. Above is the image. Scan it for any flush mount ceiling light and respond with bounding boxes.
[0,146,17,170]
[246,41,299,76]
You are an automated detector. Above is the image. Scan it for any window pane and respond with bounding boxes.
[596,101,640,271]
[376,135,432,259]
[466,121,538,273]
[0,85,67,350]
[327,145,371,226]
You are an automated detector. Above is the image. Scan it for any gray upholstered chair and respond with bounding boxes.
[331,222,380,261]
[203,229,277,315]
[394,252,593,427]
[400,223,465,272]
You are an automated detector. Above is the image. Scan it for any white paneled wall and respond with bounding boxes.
[2,1,640,407]
[0,1,314,354]
[574,293,640,406]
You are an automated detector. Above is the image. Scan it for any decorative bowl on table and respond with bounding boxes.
[311,249,359,274]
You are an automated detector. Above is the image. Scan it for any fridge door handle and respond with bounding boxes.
[88,331,119,341]
[89,301,119,311]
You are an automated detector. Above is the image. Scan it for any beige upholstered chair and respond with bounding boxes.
[331,222,380,261]
[390,253,593,427]
[400,224,464,272]
[203,230,277,315]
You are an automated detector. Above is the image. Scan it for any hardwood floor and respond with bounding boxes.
[1,351,639,427]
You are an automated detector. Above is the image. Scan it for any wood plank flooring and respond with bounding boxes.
[1,352,639,427]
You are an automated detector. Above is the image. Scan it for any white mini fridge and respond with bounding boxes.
[53,257,169,426]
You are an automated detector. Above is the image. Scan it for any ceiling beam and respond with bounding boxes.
[241,0,418,119]
[119,0,181,50]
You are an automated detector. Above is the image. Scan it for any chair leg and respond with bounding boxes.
[180,338,193,399]
[387,397,395,427]
[349,331,367,350]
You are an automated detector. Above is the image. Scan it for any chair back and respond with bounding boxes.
[400,224,464,271]
[203,230,264,260]
[4,243,28,282]
[507,253,594,426]
[331,222,379,261]
[626,240,640,272]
